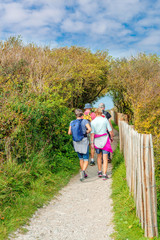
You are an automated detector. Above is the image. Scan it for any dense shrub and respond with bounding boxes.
[0,37,111,238]
[109,53,160,232]
[0,94,80,232]
[1,96,77,168]
[0,37,159,235]
[0,37,111,109]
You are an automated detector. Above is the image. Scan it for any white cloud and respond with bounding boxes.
[0,0,67,43]
[100,0,144,21]
[90,19,122,35]
[77,0,100,16]
[61,19,85,32]
[138,17,160,28]
[0,0,160,57]
[137,29,160,49]
[1,2,28,24]
[91,22,107,35]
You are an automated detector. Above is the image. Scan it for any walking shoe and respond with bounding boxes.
[90,160,95,166]
[98,171,102,177]
[84,172,88,178]
[80,171,85,181]
[108,157,112,163]
[102,174,109,180]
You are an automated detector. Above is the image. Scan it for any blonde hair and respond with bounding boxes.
[95,108,103,116]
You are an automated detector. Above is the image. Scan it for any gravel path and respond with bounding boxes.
[10,129,119,240]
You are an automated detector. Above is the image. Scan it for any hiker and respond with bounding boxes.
[83,103,96,166]
[68,109,91,181]
[99,103,114,162]
[90,108,113,180]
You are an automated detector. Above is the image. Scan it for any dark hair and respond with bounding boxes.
[99,103,105,108]
[75,109,83,117]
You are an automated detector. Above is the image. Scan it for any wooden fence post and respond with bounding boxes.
[149,134,158,237]
[118,120,158,238]
[145,134,154,237]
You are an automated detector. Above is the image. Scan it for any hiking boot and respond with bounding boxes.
[80,171,85,181]
[98,171,102,177]
[90,160,95,166]
[102,174,109,180]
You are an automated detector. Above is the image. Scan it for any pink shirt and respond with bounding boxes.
[84,110,96,120]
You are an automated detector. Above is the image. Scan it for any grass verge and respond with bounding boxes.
[111,120,119,131]
[0,167,79,240]
[111,144,160,240]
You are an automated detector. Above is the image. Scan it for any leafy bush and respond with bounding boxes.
[0,93,79,238]
[109,54,160,232]
[0,37,111,109]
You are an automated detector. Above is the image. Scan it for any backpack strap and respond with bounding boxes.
[80,119,87,137]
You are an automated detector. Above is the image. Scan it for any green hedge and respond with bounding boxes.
[0,95,80,239]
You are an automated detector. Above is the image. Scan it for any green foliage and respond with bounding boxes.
[0,95,79,238]
[109,54,160,123]
[1,36,159,238]
[0,37,111,109]
[0,167,79,240]
[0,162,31,206]
[0,39,82,238]
[111,120,119,132]
[111,143,123,171]
[109,54,160,231]
[1,95,76,164]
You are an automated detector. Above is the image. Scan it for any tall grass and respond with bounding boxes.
[0,164,79,240]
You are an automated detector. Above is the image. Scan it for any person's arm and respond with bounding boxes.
[109,130,113,142]
[106,118,113,142]
[68,126,72,135]
[90,133,95,148]
[109,119,114,137]
[86,123,91,133]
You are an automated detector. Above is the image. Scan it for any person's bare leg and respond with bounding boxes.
[82,160,89,171]
[80,159,83,170]
[91,147,94,159]
[90,146,95,165]
[97,152,102,172]
[103,154,108,175]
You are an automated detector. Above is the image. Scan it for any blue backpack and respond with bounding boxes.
[71,119,86,142]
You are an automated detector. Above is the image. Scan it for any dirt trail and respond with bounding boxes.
[10,129,119,240]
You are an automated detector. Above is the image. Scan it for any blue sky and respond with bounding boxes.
[93,94,114,110]
[0,0,160,58]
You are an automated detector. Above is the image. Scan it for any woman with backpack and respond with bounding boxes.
[68,109,91,181]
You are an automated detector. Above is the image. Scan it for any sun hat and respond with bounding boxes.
[98,103,105,108]
[84,103,92,109]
